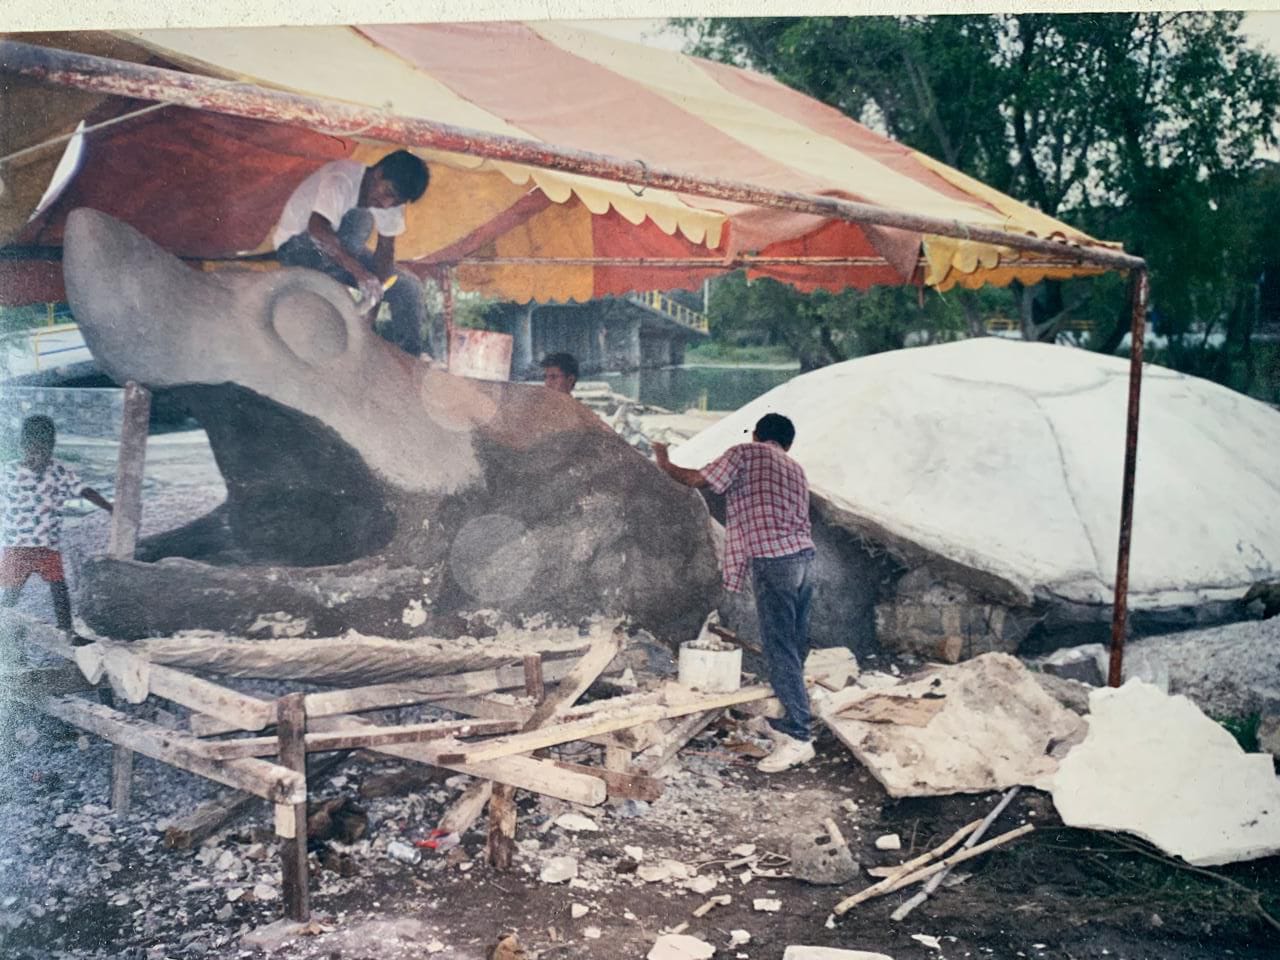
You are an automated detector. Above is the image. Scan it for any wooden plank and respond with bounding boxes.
[299,656,578,719]
[635,710,722,776]
[435,690,670,752]
[307,714,606,806]
[93,640,276,730]
[108,381,151,559]
[437,780,493,835]
[485,782,517,869]
[41,695,305,804]
[604,746,633,773]
[436,685,772,766]
[521,627,624,730]
[164,790,259,849]
[110,746,134,816]
[552,760,664,802]
[202,717,520,760]
[276,693,310,923]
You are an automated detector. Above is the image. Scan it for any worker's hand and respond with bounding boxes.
[356,273,385,311]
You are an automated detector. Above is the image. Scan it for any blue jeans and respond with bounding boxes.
[277,209,437,358]
[751,548,816,742]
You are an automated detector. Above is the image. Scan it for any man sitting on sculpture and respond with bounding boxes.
[274,150,434,358]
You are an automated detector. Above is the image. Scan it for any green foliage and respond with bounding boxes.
[683,341,794,365]
[677,15,1280,395]
[1213,712,1262,753]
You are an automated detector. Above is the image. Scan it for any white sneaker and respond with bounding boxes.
[756,733,816,773]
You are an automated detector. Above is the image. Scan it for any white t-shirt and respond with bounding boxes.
[272,160,407,249]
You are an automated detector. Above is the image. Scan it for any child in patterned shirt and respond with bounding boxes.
[2,415,113,646]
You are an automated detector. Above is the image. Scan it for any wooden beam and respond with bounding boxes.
[164,790,259,850]
[486,782,517,870]
[437,779,493,835]
[107,380,150,560]
[436,685,771,766]
[299,656,578,719]
[276,693,309,923]
[635,710,722,776]
[41,695,304,804]
[202,717,520,760]
[434,689,668,751]
[523,655,544,702]
[521,628,624,730]
[110,746,134,816]
[307,714,606,806]
[552,760,664,802]
[90,640,276,730]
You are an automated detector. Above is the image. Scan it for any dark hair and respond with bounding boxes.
[375,150,429,202]
[754,413,796,450]
[541,352,579,380]
[20,414,56,450]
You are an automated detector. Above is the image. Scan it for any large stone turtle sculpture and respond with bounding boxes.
[674,338,1280,656]
[62,209,720,641]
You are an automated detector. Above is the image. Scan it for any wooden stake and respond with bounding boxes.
[110,746,134,816]
[486,782,517,870]
[276,693,309,923]
[107,381,150,560]
[523,655,545,702]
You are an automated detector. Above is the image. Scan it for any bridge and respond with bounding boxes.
[498,290,711,380]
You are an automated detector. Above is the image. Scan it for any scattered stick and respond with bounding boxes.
[437,779,494,836]
[691,894,732,918]
[889,786,1022,922]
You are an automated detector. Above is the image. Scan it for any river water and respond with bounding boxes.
[599,363,799,413]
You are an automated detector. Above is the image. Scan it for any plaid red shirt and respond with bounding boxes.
[701,441,814,593]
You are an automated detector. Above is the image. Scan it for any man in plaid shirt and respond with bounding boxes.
[654,413,817,773]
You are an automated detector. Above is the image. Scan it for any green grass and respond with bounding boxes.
[685,342,795,365]
[1213,712,1262,752]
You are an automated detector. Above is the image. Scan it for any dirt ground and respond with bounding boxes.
[2,432,1277,960]
[0,689,1276,960]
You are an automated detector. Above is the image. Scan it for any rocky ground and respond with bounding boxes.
[1,429,1277,960]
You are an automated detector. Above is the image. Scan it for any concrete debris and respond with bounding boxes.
[624,844,646,861]
[648,933,717,960]
[910,934,943,951]
[539,856,580,884]
[554,813,600,833]
[783,950,895,960]
[1051,680,1280,866]
[728,930,751,946]
[571,903,590,919]
[728,843,757,858]
[752,898,782,912]
[583,927,602,940]
[638,859,692,883]
[791,827,859,885]
[684,875,719,895]
[873,834,901,851]
[822,654,1086,797]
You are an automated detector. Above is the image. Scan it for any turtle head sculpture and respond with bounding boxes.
[63,208,720,641]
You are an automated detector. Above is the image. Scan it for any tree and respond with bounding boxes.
[679,14,1280,389]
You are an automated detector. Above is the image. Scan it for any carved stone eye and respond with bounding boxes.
[268,286,348,365]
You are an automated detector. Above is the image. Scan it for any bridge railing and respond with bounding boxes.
[627,290,710,335]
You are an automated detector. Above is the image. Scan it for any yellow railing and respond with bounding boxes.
[0,321,81,372]
[629,290,710,334]
[985,316,1095,334]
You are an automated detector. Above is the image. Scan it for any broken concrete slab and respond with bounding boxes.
[648,933,716,960]
[821,653,1086,797]
[782,949,894,960]
[791,826,859,885]
[1051,680,1280,866]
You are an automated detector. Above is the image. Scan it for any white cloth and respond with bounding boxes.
[272,160,406,249]
[1,459,83,548]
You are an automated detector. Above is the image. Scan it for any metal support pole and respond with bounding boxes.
[441,267,454,374]
[0,40,1147,275]
[1108,269,1149,687]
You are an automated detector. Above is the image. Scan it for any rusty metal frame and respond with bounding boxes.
[0,38,1149,683]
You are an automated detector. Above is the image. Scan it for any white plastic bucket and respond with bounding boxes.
[678,641,743,693]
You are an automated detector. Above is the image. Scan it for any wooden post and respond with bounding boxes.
[523,654,544,703]
[107,380,151,560]
[110,745,134,816]
[486,782,517,871]
[441,267,454,373]
[276,693,309,923]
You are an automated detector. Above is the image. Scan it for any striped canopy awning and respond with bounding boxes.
[3,23,1124,304]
